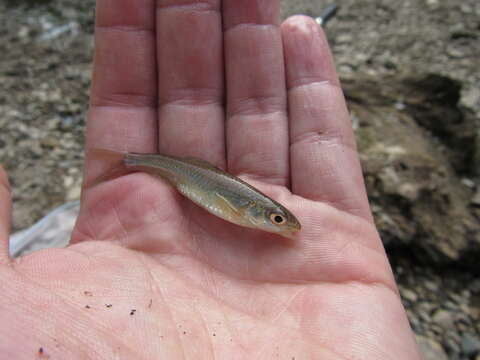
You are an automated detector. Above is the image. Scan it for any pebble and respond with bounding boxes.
[63,176,74,188]
[460,3,472,13]
[461,87,480,110]
[471,279,480,294]
[446,45,466,58]
[459,303,471,316]
[401,288,419,302]
[416,335,448,360]
[336,33,353,44]
[443,336,461,354]
[66,184,81,201]
[424,280,439,292]
[471,188,480,206]
[432,309,454,329]
[419,309,432,323]
[461,178,476,188]
[448,293,464,304]
[444,300,458,310]
[461,333,480,357]
[425,0,439,9]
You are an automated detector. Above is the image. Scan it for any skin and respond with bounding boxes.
[0,0,422,359]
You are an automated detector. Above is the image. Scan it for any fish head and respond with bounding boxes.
[244,201,301,238]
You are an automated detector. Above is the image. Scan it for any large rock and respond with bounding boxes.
[343,75,480,267]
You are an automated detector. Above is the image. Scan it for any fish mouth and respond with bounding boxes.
[282,227,301,239]
[289,222,302,232]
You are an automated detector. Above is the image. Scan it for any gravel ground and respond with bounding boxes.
[1,0,479,359]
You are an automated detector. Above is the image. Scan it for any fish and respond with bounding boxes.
[92,149,301,238]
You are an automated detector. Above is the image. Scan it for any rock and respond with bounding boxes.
[461,333,480,357]
[461,178,475,188]
[432,309,454,329]
[401,288,418,302]
[459,303,472,316]
[461,86,480,109]
[416,336,448,360]
[419,310,431,324]
[446,45,466,59]
[444,300,458,310]
[471,279,480,294]
[472,188,480,206]
[443,331,461,354]
[348,75,480,268]
[407,312,422,333]
[66,184,81,201]
[424,280,439,292]
[336,33,353,44]
[448,292,464,303]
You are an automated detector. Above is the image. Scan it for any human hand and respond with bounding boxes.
[0,0,421,358]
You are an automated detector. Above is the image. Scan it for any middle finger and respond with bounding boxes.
[223,0,289,186]
[156,0,225,167]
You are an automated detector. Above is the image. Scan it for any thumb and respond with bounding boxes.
[0,165,12,263]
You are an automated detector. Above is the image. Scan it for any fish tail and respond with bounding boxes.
[88,147,127,161]
[124,153,143,167]
[86,148,133,187]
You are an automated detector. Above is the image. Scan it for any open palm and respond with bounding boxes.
[0,0,421,359]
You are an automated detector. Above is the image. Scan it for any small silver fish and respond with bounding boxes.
[95,150,301,238]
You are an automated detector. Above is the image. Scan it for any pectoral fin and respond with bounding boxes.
[215,192,243,217]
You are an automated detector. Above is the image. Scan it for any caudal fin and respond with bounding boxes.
[88,147,127,163]
[85,148,131,187]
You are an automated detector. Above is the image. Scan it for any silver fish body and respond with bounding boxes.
[124,153,301,237]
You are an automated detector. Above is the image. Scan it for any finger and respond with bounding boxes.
[282,16,372,221]
[84,0,158,185]
[0,166,11,263]
[223,0,289,185]
[156,0,225,167]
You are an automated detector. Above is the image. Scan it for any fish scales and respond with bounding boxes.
[117,152,301,238]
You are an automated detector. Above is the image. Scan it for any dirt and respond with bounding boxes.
[1,0,479,358]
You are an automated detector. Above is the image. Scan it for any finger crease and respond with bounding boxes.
[159,87,223,107]
[290,131,356,153]
[157,0,219,13]
[91,93,157,109]
[224,22,279,33]
[228,96,285,117]
[95,25,154,33]
[287,78,341,92]
[159,96,223,108]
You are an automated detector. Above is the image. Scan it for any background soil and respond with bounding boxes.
[1,0,479,359]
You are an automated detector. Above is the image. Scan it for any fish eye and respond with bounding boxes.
[270,213,286,225]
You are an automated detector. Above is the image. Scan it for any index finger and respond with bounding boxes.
[84,0,158,185]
